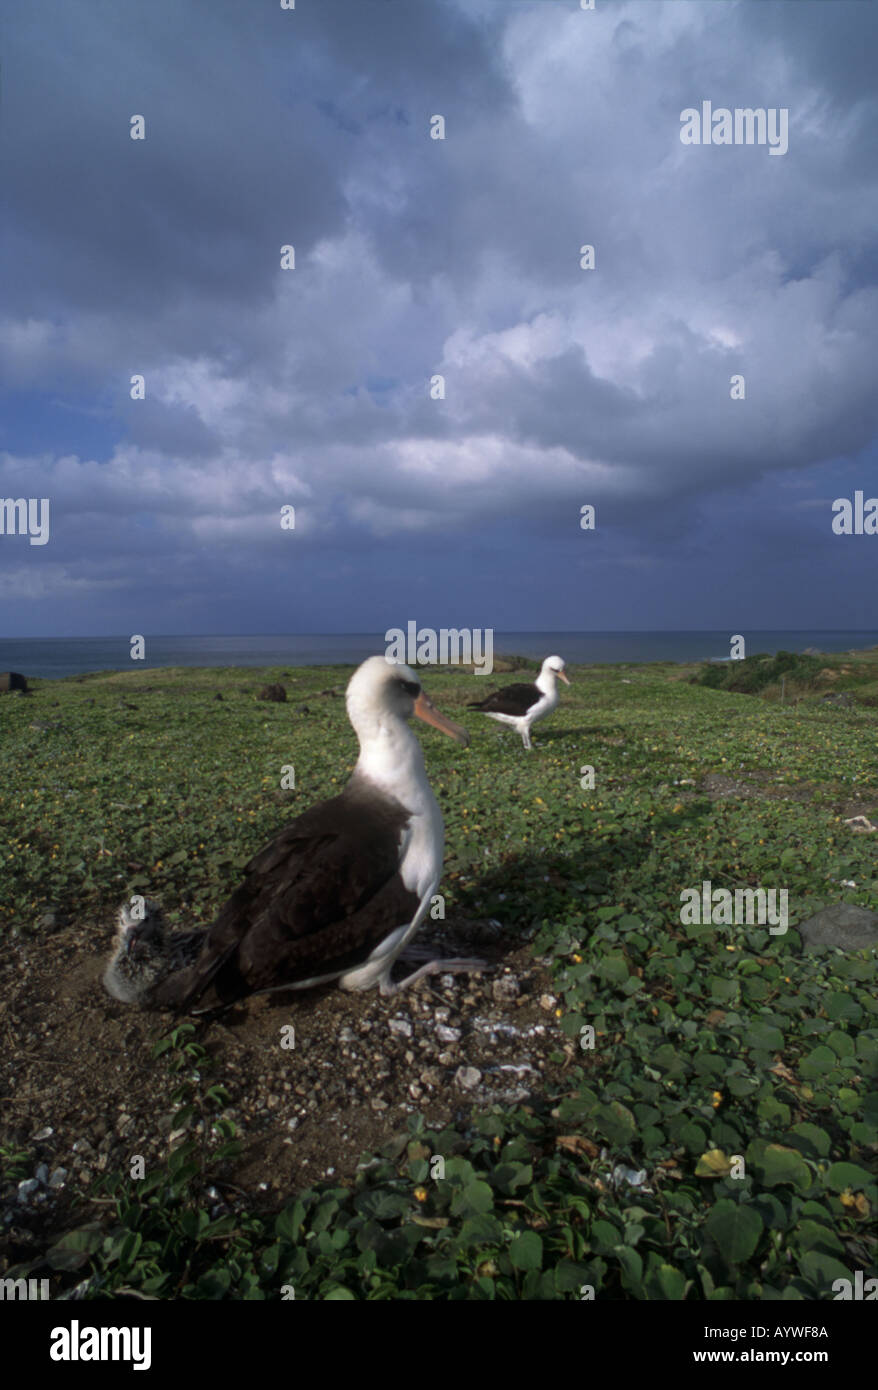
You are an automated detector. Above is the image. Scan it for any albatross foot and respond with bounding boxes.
[380,955,489,996]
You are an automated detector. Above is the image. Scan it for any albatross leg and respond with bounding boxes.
[380,952,489,997]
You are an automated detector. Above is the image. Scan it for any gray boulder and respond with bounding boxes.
[798,904,878,953]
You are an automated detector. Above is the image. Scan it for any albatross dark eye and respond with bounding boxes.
[399,679,421,697]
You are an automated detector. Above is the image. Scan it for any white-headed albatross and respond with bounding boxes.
[103,656,480,1011]
[467,655,570,750]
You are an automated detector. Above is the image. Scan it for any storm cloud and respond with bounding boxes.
[1,0,876,635]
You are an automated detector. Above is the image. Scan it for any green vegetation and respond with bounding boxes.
[1,653,876,1298]
[692,645,878,701]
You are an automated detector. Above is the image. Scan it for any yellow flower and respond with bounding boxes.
[414,1187,428,1203]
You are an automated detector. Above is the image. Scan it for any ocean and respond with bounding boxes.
[1,632,876,681]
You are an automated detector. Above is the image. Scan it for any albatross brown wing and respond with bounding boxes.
[467,682,540,716]
[152,779,421,1011]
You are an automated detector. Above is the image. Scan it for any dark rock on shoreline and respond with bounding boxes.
[0,671,28,694]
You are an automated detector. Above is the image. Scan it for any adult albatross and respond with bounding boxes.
[467,655,570,750]
[103,656,479,1011]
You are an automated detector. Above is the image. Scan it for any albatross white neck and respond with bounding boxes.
[352,713,432,812]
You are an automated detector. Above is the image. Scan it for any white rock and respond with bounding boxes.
[454,1066,482,1090]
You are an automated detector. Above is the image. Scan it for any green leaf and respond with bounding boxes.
[747,1022,784,1051]
[597,953,630,986]
[824,991,863,1023]
[615,1244,643,1291]
[355,1190,411,1222]
[645,1256,687,1300]
[591,1100,636,1146]
[47,1224,104,1272]
[786,1123,831,1159]
[825,1162,875,1194]
[195,1267,231,1298]
[705,1200,764,1263]
[275,1201,306,1244]
[509,1231,543,1271]
[798,1251,856,1293]
[492,1162,533,1195]
[794,1220,845,1256]
[451,1180,494,1217]
[751,1143,813,1192]
[799,1045,837,1076]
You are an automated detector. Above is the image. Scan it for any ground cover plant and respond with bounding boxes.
[0,653,876,1299]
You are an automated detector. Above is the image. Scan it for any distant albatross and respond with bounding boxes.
[467,655,570,750]
[104,656,481,1011]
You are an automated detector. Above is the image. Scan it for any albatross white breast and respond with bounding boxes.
[104,656,480,1011]
[467,655,570,751]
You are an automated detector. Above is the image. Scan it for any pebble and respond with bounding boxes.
[389,1018,412,1038]
[492,976,520,1003]
[539,994,557,1011]
[35,1163,49,1186]
[49,1169,68,1188]
[454,1066,482,1091]
[17,1178,40,1203]
[436,1025,461,1044]
[31,1127,53,1142]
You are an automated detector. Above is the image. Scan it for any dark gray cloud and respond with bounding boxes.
[1,0,876,634]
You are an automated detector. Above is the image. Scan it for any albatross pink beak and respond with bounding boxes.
[414,691,470,746]
[558,671,571,685]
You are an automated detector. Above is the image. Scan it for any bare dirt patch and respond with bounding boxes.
[1,912,568,1258]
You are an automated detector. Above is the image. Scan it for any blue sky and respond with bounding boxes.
[1,0,877,638]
